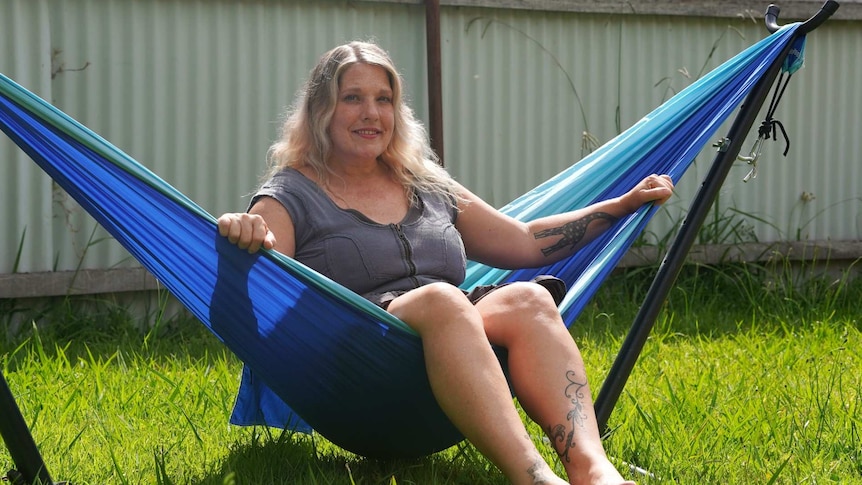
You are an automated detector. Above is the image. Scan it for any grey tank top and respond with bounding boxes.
[251,168,467,302]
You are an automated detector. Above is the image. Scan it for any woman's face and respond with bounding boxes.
[327,63,395,167]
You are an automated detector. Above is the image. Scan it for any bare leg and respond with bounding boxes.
[387,283,568,485]
[476,282,634,485]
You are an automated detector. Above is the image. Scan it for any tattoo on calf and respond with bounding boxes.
[533,212,618,257]
[544,370,589,463]
[527,459,550,484]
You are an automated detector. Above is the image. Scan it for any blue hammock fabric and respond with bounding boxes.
[0,24,802,458]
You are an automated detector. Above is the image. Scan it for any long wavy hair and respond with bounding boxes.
[265,41,460,205]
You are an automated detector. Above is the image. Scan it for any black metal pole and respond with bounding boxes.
[593,1,840,433]
[0,369,55,484]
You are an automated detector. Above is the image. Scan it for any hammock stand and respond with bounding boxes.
[0,3,838,484]
[594,1,839,433]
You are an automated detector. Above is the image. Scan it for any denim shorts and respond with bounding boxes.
[369,275,566,310]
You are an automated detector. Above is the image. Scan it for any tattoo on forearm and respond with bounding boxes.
[544,371,589,463]
[533,212,618,257]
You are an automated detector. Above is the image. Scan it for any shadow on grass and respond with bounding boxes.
[187,429,505,485]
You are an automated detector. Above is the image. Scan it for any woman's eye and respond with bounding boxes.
[343,94,360,102]
[378,96,392,103]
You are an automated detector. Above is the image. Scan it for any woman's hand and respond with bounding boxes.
[217,212,277,253]
[619,174,674,213]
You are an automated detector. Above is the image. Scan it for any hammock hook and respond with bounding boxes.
[737,135,765,183]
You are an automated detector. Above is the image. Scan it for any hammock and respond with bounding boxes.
[0,24,804,459]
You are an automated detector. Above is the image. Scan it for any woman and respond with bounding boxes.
[218,41,673,485]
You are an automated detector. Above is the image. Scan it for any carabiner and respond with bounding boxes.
[738,136,765,183]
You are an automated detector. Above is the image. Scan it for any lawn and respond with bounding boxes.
[2,262,861,484]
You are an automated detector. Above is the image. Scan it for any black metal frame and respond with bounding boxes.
[0,2,839,483]
[594,1,840,433]
[1,370,55,484]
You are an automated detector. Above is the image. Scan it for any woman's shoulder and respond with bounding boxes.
[259,166,320,195]
[249,167,321,214]
[266,166,309,184]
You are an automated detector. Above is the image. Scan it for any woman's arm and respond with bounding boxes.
[456,174,673,269]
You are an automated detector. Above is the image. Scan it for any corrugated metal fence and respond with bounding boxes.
[1,0,860,297]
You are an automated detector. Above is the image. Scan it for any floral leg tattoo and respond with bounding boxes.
[545,371,589,463]
[533,212,618,257]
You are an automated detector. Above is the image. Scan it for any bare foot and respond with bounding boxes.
[568,462,636,485]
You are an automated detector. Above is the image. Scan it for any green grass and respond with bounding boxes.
[2,262,861,484]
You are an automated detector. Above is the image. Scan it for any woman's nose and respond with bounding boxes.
[361,99,379,120]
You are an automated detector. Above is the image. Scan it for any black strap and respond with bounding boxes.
[757,70,793,156]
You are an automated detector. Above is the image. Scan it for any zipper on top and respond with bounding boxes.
[391,223,419,286]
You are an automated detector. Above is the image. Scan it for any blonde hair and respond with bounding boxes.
[265,41,460,205]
